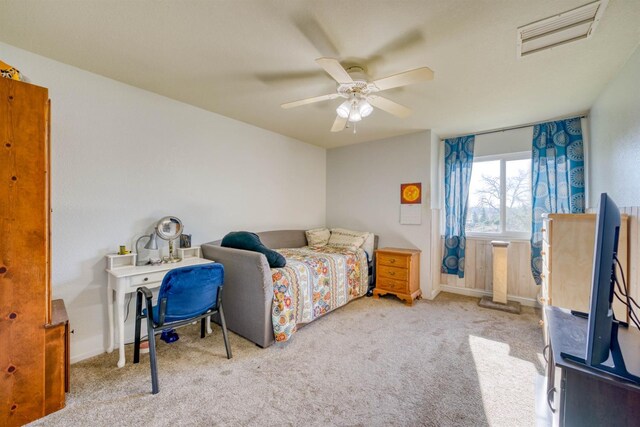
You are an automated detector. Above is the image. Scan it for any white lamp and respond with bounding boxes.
[336,100,351,118]
[135,232,159,266]
[359,100,373,118]
[348,103,362,122]
[336,97,372,124]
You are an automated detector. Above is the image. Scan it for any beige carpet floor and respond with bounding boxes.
[30,292,545,427]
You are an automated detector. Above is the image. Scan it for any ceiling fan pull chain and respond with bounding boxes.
[353,122,357,134]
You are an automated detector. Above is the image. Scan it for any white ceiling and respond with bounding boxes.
[1,0,639,148]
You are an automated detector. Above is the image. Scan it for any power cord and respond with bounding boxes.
[613,255,640,329]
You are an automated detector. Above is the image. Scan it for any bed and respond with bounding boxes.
[201,230,377,348]
[271,246,369,342]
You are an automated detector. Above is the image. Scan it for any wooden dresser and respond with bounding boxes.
[0,78,69,425]
[541,213,629,317]
[373,248,421,305]
[540,213,630,346]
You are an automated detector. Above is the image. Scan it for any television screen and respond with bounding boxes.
[586,193,620,366]
[562,193,639,384]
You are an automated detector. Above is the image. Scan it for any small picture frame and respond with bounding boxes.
[180,234,192,248]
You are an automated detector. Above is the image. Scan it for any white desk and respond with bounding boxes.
[106,256,214,367]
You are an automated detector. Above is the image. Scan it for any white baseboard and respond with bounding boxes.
[71,348,106,364]
[420,286,442,300]
[429,287,441,300]
[439,284,540,308]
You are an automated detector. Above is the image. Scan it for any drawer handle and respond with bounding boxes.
[389,271,395,276]
[389,259,396,264]
[547,387,557,413]
[143,277,149,282]
[543,344,550,364]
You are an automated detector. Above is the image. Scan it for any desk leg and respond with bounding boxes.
[206,317,212,334]
[107,277,114,353]
[116,289,126,368]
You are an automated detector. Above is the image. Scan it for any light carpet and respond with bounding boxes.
[30,292,544,427]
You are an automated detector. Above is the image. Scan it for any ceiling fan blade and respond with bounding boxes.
[331,115,347,132]
[315,58,353,84]
[256,69,326,85]
[368,29,425,66]
[368,95,413,118]
[372,67,434,91]
[293,16,340,57]
[281,93,340,109]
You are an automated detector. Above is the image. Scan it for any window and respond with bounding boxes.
[466,152,532,239]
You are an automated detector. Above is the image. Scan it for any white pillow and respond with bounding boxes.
[305,227,330,247]
[328,228,368,251]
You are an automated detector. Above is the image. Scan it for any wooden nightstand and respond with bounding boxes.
[373,248,421,305]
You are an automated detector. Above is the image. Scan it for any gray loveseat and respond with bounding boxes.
[201,230,377,348]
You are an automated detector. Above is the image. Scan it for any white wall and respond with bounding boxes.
[589,45,640,208]
[326,131,435,298]
[1,42,326,362]
[474,126,532,157]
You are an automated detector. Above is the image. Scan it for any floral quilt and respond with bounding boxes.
[271,246,368,342]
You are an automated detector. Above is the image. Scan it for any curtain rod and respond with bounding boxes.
[441,113,588,140]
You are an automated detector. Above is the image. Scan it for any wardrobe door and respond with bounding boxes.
[0,78,50,426]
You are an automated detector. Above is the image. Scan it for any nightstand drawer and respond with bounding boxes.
[377,277,409,293]
[378,265,408,281]
[130,271,167,287]
[378,253,409,269]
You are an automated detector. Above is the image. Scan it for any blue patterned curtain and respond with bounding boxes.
[531,118,585,285]
[442,135,475,278]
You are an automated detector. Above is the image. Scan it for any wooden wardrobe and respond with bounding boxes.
[0,78,69,425]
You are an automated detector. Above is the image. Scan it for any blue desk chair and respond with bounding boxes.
[133,263,231,394]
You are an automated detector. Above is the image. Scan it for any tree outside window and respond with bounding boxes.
[466,153,532,238]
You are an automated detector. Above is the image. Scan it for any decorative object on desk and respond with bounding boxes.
[156,216,183,263]
[180,233,192,248]
[106,252,137,269]
[178,246,201,259]
[135,232,159,266]
[118,245,130,255]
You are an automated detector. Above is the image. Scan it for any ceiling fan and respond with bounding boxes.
[281,58,434,133]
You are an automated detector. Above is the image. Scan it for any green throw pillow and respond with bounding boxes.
[221,231,286,268]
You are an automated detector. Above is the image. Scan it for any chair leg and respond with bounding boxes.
[146,317,160,394]
[133,293,143,364]
[200,318,206,339]
[219,303,232,359]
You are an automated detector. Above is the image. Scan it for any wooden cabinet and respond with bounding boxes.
[373,248,421,305]
[0,78,69,426]
[541,213,630,321]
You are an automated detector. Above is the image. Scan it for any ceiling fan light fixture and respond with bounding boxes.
[348,104,362,122]
[359,100,373,118]
[336,100,351,118]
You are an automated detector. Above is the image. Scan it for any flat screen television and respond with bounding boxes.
[561,193,639,383]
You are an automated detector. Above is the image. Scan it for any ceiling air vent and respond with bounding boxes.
[517,0,608,57]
